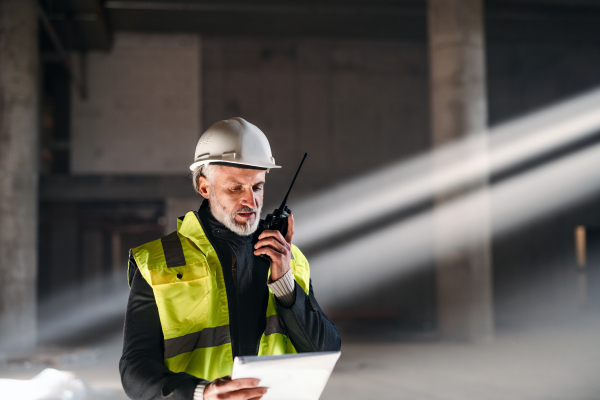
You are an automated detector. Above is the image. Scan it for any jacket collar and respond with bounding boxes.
[177,208,212,255]
[177,199,254,252]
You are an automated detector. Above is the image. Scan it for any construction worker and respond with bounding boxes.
[119,118,341,400]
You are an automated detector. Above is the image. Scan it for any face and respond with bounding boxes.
[198,166,266,236]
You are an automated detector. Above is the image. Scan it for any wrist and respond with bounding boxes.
[194,382,210,400]
[270,265,290,281]
[268,269,296,307]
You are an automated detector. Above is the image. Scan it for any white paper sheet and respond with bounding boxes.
[231,351,341,400]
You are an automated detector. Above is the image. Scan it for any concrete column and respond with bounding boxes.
[0,0,39,351]
[428,0,494,342]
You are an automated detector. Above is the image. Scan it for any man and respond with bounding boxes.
[120,117,341,400]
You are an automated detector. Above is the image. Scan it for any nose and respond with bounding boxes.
[240,187,257,209]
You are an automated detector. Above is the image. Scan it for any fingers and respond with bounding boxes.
[254,222,293,281]
[257,229,286,244]
[285,214,294,244]
[255,230,291,262]
[214,378,260,394]
[206,378,267,400]
[253,246,285,264]
[218,387,267,400]
[254,236,288,253]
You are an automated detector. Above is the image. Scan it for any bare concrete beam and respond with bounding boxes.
[104,0,600,43]
[104,1,427,40]
[486,1,600,43]
[0,0,39,351]
[40,175,195,201]
[43,0,113,51]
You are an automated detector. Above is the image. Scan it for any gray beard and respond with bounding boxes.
[208,191,262,236]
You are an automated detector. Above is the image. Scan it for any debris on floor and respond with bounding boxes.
[0,368,87,400]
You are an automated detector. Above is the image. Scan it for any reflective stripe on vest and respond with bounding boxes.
[131,211,310,381]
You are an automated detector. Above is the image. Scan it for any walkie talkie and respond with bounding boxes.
[259,153,307,260]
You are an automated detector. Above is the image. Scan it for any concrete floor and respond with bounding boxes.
[1,314,599,400]
[324,316,600,400]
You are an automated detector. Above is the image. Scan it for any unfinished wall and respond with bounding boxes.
[61,30,600,332]
[203,38,431,207]
[202,37,436,328]
[487,40,600,326]
[71,33,201,174]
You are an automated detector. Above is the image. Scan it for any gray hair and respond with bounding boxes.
[192,163,217,194]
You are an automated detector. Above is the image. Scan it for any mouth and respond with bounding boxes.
[236,211,255,220]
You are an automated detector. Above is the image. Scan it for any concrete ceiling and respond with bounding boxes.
[40,0,111,50]
[39,0,600,51]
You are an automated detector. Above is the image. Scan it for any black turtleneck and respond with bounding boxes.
[195,199,271,357]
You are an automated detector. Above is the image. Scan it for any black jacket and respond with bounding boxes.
[119,201,341,399]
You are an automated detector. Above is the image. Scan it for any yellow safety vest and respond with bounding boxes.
[130,210,311,381]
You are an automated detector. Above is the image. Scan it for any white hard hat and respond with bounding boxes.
[189,117,281,171]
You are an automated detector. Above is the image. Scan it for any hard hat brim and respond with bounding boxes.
[189,159,281,171]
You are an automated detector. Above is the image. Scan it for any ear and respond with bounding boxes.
[198,176,210,199]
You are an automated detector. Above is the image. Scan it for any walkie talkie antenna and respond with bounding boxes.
[278,153,307,211]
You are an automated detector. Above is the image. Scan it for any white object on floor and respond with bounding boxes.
[0,368,87,400]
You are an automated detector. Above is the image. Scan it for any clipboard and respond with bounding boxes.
[231,351,341,400]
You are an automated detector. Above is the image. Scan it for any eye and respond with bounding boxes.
[230,186,242,192]
[253,185,263,192]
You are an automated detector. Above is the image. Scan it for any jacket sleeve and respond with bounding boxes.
[119,255,208,399]
[276,280,341,353]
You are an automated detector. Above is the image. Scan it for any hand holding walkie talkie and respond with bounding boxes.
[255,153,307,264]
